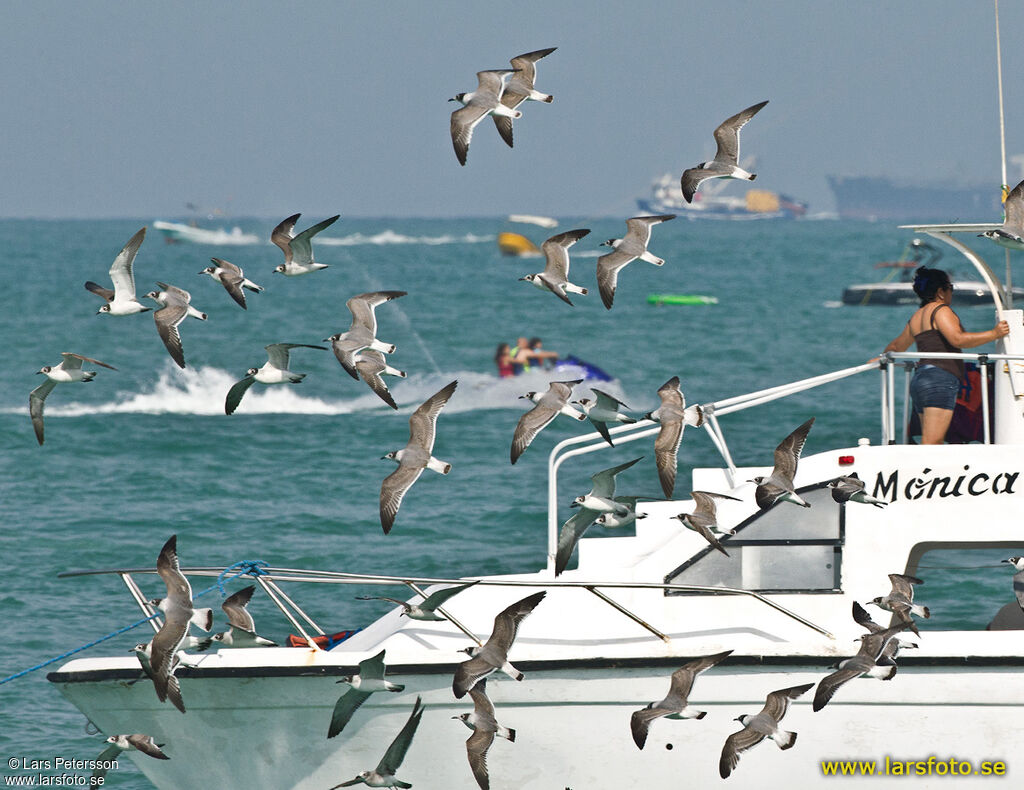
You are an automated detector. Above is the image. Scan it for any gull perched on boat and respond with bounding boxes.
[680,100,768,204]
[198,257,264,309]
[492,47,557,148]
[749,417,815,510]
[143,282,208,369]
[454,679,515,790]
[642,376,705,498]
[812,622,910,712]
[572,388,637,446]
[91,734,169,783]
[325,291,407,380]
[327,649,405,739]
[630,650,732,750]
[596,214,675,309]
[85,227,151,316]
[519,229,591,306]
[271,213,339,275]
[224,343,327,415]
[30,353,116,445]
[149,535,194,714]
[330,696,423,788]
[979,178,1024,250]
[195,586,277,650]
[868,573,929,635]
[556,457,644,575]
[672,491,742,557]
[353,350,407,410]
[1002,556,1024,610]
[449,69,520,166]
[356,581,478,621]
[380,380,458,534]
[719,682,813,779]
[827,474,887,508]
[511,379,587,465]
[453,591,546,698]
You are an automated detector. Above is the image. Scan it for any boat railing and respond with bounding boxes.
[56,565,836,655]
[546,351,1024,574]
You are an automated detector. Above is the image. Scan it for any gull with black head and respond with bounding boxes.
[454,679,515,790]
[327,650,405,739]
[492,47,557,149]
[224,342,326,415]
[195,586,277,650]
[596,214,675,309]
[30,353,116,446]
[572,388,637,446]
[511,379,586,464]
[357,581,478,621]
[149,535,194,714]
[143,282,207,369]
[672,491,742,557]
[719,682,813,779]
[680,100,768,203]
[85,227,151,316]
[199,257,264,309]
[449,69,520,166]
[325,291,406,380]
[271,213,339,275]
[519,229,590,306]
[749,417,814,510]
[330,696,423,788]
[91,735,168,784]
[643,376,704,498]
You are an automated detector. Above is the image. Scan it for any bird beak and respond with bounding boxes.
[197,270,206,275]
[518,276,529,281]
[569,501,579,508]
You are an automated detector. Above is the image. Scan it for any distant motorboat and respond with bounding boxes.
[497,231,541,257]
[153,220,260,245]
[637,170,807,220]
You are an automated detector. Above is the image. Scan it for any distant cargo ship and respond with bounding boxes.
[637,172,807,220]
[826,175,1003,221]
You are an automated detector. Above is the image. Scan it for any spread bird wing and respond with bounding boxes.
[290,215,339,265]
[511,404,558,464]
[221,585,256,631]
[63,352,116,370]
[654,421,683,498]
[590,456,644,498]
[540,229,590,279]
[712,100,768,164]
[1004,178,1024,230]
[224,376,256,415]
[154,303,188,369]
[377,697,424,776]
[488,591,546,650]
[772,417,815,478]
[422,581,478,610]
[466,727,495,790]
[451,104,492,166]
[595,248,637,309]
[719,726,766,779]
[380,461,425,535]
[408,380,457,452]
[888,573,923,600]
[555,507,600,575]
[29,379,58,445]
[327,687,372,739]
[271,213,301,261]
[356,356,399,410]
[762,682,813,721]
[347,291,406,333]
[109,227,147,299]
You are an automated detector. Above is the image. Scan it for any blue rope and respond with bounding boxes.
[0,559,270,686]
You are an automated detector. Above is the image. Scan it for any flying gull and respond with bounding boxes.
[749,417,815,510]
[330,696,423,788]
[30,353,116,446]
[356,581,478,621]
[979,178,1024,250]
[149,535,194,714]
[642,376,705,498]
[812,623,910,712]
[827,474,887,508]
[493,47,557,148]
[519,229,590,306]
[596,215,675,309]
[630,650,732,749]
[868,573,930,635]
[594,496,649,529]
[327,649,405,739]
[851,600,918,657]
[453,591,546,698]
[143,282,208,369]
[510,379,587,464]
[556,456,644,575]
[91,735,169,784]
[325,291,406,380]
[199,257,264,309]
[454,679,516,790]
[572,388,637,446]
[449,69,520,166]
[195,585,277,650]
[672,491,742,557]
[719,682,813,779]
[380,380,458,534]
[224,343,327,415]
[271,213,339,275]
[680,100,768,203]
[85,227,151,316]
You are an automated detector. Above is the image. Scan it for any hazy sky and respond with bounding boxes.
[4,1,1023,218]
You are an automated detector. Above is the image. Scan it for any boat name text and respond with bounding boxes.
[872,466,1018,502]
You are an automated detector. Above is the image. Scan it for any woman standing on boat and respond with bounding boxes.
[882,266,1009,444]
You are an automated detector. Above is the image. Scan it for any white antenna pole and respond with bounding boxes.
[995,0,1013,304]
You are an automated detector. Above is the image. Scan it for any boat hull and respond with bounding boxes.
[841,282,1024,306]
[51,657,1022,789]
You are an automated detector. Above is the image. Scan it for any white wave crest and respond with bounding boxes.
[317,231,494,247]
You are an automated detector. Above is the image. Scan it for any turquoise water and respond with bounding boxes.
[0,217,1016,786]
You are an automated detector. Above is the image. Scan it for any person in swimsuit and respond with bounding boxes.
[494,343,514,378]
[882,266,1009,444]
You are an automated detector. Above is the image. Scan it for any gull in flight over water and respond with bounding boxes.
[271,213,339,275]
[85,227,151,316]
[979,178,1024,250]
[511,378,587,464]
[199,257,264,309]
[643,376,704,499]
[596,214,675,309]
[356,581,478,621]
[30,352,116,446]
[224,343,327,415]
[143,282,207,369]
[492,47,557,148]
[325,291,406,380]
[572,388,637,446]
[680,100,768,204]
[330,696,423,788]
[380,380,458,534]
[519,229,590,306]
[749,417,814,510]
[449,69,520,166]
[149,535,195,714]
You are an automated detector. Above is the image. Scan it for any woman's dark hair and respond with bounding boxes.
[494,342,509,362]
[912,266,952,305]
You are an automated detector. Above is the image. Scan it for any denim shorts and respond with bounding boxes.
[910,364,960,412]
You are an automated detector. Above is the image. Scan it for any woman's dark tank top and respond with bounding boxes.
[912,304,964,380]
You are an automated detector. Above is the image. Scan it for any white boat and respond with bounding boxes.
[152,220,260,245]
[48,223,1024,789]
[637,170,808,220]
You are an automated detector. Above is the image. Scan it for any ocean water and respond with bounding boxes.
[0,217,1016,787]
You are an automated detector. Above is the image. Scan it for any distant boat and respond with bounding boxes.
[637,172,807,220]
[496,215,557,256]
[826,175,1003,221]
[153,220,260,245]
